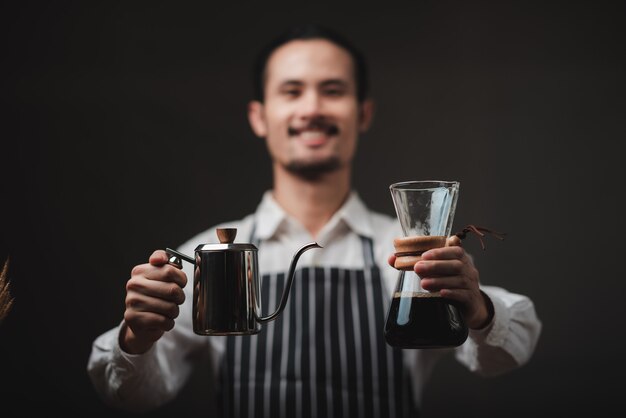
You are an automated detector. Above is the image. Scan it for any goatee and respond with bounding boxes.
[285,157,342,181]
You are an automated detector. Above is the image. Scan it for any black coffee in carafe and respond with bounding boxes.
[384,292,468,348]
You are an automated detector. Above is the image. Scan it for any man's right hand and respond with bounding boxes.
[120,250,188,354]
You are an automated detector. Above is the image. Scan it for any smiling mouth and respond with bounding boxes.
[288,121,339,137]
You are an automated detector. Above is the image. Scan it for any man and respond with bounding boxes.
[87,24,542,417]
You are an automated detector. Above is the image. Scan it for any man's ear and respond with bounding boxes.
[358,99,375,133]
[248,100,267,137]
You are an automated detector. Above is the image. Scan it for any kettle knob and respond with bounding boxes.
[216,228,237,244]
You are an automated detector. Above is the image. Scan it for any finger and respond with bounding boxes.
[422,245,465,261]
[126,292,181,319]
[420,276,468,292]
[126,276,186,305]
[124,310,175,333]
[149,264,187,288]
[388,254,397,267]
[415,259,464,277]
[131,264,187,288]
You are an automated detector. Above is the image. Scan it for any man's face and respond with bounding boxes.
[248,39,373,179]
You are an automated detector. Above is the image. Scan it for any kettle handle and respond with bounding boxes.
[165,248,196,269]
[256,242,322,323]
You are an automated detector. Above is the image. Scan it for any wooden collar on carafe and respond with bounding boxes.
[392,225,506,271]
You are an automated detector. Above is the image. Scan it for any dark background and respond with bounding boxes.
[1,1,624,417]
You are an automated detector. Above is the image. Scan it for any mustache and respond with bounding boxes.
[288,120,339,136]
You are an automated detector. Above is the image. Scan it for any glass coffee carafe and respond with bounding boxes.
[384,180,469,349]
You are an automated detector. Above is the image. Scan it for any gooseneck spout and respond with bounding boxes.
[256,242,322,323]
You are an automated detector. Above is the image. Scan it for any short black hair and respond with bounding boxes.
[252,23,369,103]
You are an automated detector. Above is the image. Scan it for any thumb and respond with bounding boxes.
[446,235,462,247]
[149,250,169,266]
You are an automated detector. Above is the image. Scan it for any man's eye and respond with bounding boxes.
[323,89,344,97]
[282,89,301,97]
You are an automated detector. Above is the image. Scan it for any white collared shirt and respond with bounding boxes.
[87,190,542,413]
[184,190,402,284]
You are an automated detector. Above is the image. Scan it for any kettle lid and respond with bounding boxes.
[194,228,257,252]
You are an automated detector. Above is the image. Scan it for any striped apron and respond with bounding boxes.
[219,232,418,417]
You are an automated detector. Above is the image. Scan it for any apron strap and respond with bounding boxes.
[359,235,376,270]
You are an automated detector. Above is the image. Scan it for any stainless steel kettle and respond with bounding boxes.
[166,228,321,336]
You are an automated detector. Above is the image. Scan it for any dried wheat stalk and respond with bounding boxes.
[0,257,14,322]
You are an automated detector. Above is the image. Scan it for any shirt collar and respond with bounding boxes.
[253,190,375,241]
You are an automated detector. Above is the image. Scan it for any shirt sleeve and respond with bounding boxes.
[454,285,542,377]
[86,317,211,413]
[85,222,251,412]
[86,231,217,413]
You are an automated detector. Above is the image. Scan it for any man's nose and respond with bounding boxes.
[297,91,323,118]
